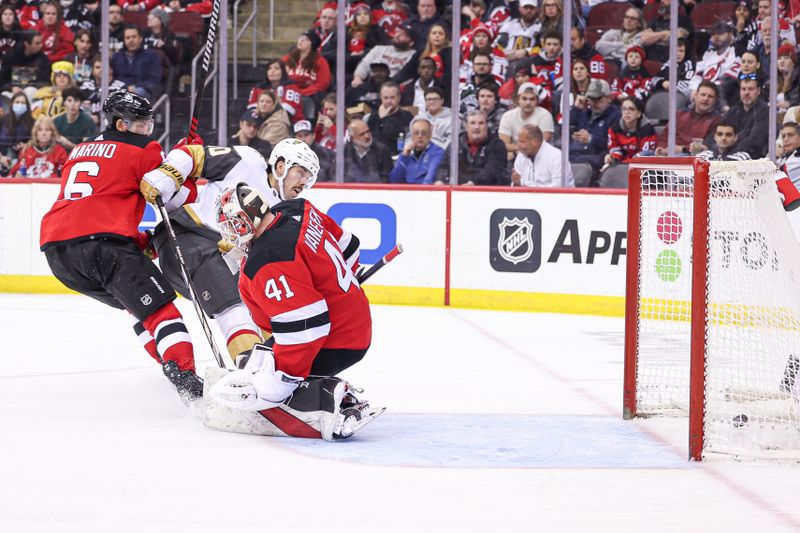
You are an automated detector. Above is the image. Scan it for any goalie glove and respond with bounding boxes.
[211,344,303,411]
[776,171,800,211]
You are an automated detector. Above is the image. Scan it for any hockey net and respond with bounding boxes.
[624,157,800,461]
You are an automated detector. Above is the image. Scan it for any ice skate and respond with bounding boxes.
[163,360,204,401]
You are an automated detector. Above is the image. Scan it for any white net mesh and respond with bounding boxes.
[636,165,695,415]
[634,159,800,461]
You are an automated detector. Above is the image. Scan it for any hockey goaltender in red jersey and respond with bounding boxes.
[205,177,384,441]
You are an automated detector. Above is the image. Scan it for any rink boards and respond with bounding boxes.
[0,180,648,316]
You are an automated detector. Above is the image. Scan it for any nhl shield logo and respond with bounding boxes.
[140,294,152,306]
[490,209,542,273]
[498,217,534,265]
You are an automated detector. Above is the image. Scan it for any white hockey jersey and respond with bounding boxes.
[164,145,281,233]
[496,18,541,55]
[689,46,741,93]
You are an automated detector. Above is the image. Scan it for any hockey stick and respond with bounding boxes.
[357,244,403,284]
[188,0,221,140]
[156,196,227,369]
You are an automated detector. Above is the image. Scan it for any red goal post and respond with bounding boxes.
[624,157,800,462]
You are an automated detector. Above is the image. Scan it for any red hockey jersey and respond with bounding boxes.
[238,199,370,378]
[247,84,305,123]
[40,130,164,248]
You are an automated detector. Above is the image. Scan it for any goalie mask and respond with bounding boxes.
[216,183,270,252]
[268,138,321,200]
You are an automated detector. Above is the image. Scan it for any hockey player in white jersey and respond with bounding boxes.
[136,139,338,366]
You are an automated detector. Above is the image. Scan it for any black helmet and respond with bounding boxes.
[102,90,154,131]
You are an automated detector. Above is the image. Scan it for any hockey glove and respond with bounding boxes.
[135,230,158,260]
[140,162,186,204]
[171,133,204,151]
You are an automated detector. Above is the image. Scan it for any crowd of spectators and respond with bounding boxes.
[0,0,210,177]
[2,0,800,187]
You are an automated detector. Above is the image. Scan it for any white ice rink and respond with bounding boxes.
[1,293,799,532]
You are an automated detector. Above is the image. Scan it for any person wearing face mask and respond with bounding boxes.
[0,93,34,171]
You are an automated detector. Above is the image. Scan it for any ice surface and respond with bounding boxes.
[1,294,799,532]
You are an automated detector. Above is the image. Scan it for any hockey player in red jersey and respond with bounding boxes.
[39,90,203,400]
[204,176,382,440]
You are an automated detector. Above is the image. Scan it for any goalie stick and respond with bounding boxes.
[357,244,403,284]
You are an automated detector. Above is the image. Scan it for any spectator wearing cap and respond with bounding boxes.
[254,88,292,145]
[389,117,444,184]
[719,76,769,158]
[595,6,645,66]
[282,29,332,98]
[776,44,800,118]
[53,86,95,149]
[31,60,75,118]
[688,22,740,99]
[36,1,74,62]
[496,0,541,75]
[345,3,390,75]
[639,0,694,63]
[231,110,273,162]
[512,124,572,187]
[498,81,555,160]
[351,20,416,87]
[569,78,620,184]
[499,64,533,109]
[416,86,452,149]
[347,61,390,109]
[110,23,162,100]
[409,0,443,52]
[0,30,50,100]
[294,119,335,182]
[143,7,180,69]
[459,22,508,86]
[733,0,758,57]
[437,108,509,185]
[460,0,511,38]
[610,45,651,103]
[366,80,413,156]
[344,118,393,183]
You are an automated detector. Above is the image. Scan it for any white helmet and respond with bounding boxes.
[216,183,270,252]
[267,138,320,200]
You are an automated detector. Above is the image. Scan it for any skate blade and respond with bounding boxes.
[334,407,386,440]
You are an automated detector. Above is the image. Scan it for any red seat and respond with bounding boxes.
[690,0,736,31]
[122,11,148,30]
[642,3,686,24]
[587,1,633,27]
[644,59,662,76]
[168,12,205,55]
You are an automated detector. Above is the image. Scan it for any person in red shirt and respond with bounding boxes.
[282,30,332,98]
[39,90,203,400]
[35,1,74,62]
[247,58,305,123]
[208,168,381,439]
[605,96,656,165]
[7,116,67,178]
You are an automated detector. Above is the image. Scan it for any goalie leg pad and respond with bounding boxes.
[203,369,347,440]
